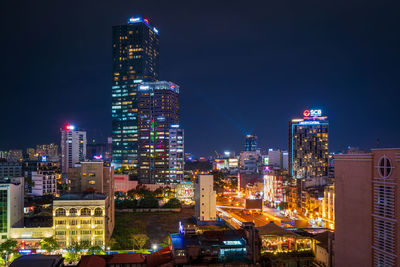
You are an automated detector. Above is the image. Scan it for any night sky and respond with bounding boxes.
[1,0,399,156]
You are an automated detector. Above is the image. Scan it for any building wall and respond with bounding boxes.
[335,153,373,267]
[32,171,57,196]
[0,181,24,242]
[61,129,87,174]
[114,175,138,192]
[0,162,22,179]
[195,175,216,221]
[169,127,184,182]
[53,197,113,247]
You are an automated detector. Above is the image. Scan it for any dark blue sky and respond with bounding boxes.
[1,0,399,156]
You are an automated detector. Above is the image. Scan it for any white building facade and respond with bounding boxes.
[169,126,184,182]
[195,175,216,221]
[61,125,87,174]
[0,179,24,242]
[32,171,57,196]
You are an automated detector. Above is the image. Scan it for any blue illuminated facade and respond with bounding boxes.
[111,16,159,170]
[289,111,329,179]
[245,134,257,151]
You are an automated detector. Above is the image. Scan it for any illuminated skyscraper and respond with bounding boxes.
[60,124,87,174]
[288,109,328,179]
[245,134,257,152]
[111,16,159,170]
[137,81,180,183]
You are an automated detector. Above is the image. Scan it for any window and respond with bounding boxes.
[94,208,103,216]
[81,220,91,224]
[379,156,392,178]
[70,220,78,225]
[55,208,66,217]
[81,208,91,216]
[69,208,77,216]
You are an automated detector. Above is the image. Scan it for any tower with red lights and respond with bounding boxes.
[60,124,87,174]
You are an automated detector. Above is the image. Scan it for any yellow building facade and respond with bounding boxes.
[53,193,113,247]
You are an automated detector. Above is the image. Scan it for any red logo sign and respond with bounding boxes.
[303,110,310,117]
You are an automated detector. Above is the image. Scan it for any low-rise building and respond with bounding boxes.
[0,162,22,179]
[32,171,57,196]
[53,193,114,247]
[170,222,258,265]
[0,178,24,242]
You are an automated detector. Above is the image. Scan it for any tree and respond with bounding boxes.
[139,196,159,208]
[0,239,17,257]
[40,237,60,253]
[65,241,89,263]
[0,239,17,265]
[87,246,105,255]
[131,234,149,250]
[162,198,181,209]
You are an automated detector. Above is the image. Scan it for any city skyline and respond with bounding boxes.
[1,0,400,156]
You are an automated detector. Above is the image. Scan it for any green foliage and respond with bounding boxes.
[139,196,159,208]
[160,235,170,248]
[64,251,81,263]
[87,246,106,255]
[0,239,17,256]
[64,241,91,263]
[40,236,60,252]
[8,253,21,263]
[131,234,149,250]
[162,198,181,209]
[116,199,137,209]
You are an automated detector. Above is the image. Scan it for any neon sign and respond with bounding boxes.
[129,17,141,23]
[303,109,322,117]
[299,121,321,125]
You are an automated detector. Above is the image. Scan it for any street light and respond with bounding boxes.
[152,244,158,251]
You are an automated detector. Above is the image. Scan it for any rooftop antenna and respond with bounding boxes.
[376,138,380,148]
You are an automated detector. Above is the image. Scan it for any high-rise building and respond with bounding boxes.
[169,125,184,182]
[245,135,257,152]
[289,109,328,179]
[335,148,400,267]
[111,16,159,169]
[195,175,216,221]
[60,124,87,174]
[137,81,180,184]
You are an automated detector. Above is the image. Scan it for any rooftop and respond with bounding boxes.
[56,193,107,201]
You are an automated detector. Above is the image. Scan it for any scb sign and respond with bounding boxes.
[303,109,322,117]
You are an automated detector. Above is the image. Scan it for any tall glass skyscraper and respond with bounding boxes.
[137,81,180,184]
[111,16,159,170]
[288,109,329,179]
